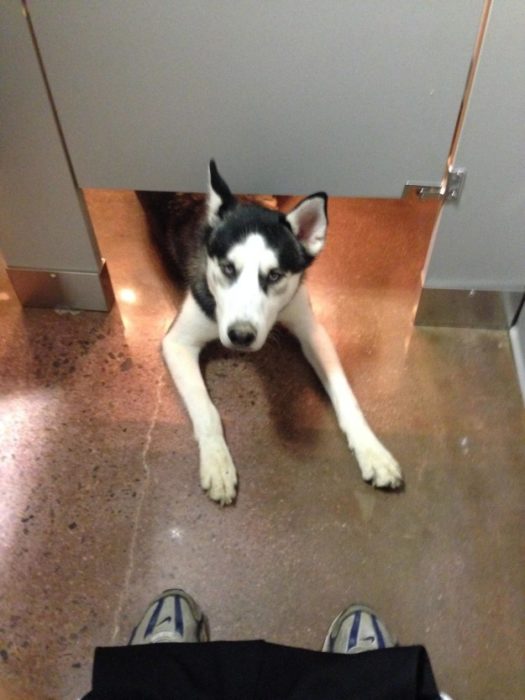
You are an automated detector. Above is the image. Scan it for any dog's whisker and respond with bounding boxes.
[266,328,282,348]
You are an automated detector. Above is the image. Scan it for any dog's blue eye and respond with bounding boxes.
[220,262,236,278]
[267,269,284,284]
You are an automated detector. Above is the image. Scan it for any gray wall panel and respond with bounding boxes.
[0,2,101,272]
[424,1,525,291]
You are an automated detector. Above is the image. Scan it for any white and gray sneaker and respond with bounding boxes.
[129,589,209,645]
[322,604,396,654]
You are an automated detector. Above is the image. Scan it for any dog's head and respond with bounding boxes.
[205,160,328,351]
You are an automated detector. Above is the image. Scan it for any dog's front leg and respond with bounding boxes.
[279,287,403,489]
[162,295,237,505]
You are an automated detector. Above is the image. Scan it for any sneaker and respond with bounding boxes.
[129,589,209,645]
[322,604,396,654]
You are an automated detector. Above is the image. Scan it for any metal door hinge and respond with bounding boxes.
[404,166,467,203]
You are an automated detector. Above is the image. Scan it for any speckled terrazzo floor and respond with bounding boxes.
[0,192,524,700]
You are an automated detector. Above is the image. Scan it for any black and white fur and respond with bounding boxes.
[141,161,402,505]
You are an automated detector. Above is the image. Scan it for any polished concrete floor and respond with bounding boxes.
[0,191,524,699]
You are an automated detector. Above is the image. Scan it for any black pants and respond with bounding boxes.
[82,640,441,699]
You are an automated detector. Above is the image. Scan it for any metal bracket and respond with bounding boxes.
[444,166,467,201]
[403,166,467,203]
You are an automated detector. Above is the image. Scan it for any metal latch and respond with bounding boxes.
[404,166,467,203]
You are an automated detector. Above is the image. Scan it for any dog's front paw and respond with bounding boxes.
[354,438,403,490]
[199,437,238,506]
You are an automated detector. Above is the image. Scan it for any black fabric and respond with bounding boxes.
[82,641,440,700]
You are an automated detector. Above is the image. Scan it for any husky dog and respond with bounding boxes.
[139,161,402,505]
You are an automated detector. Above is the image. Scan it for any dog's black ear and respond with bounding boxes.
[285,193,328,257]
[207,160,236,226]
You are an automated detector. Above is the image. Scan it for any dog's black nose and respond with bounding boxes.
[228,323,256,347]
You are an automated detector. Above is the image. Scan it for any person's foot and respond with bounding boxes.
[323,604,395,653]
[129,589,209,644]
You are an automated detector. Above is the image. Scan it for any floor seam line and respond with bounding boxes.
[110,369,164,643]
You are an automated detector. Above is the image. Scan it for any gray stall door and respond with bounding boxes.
[28,1,484,196]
